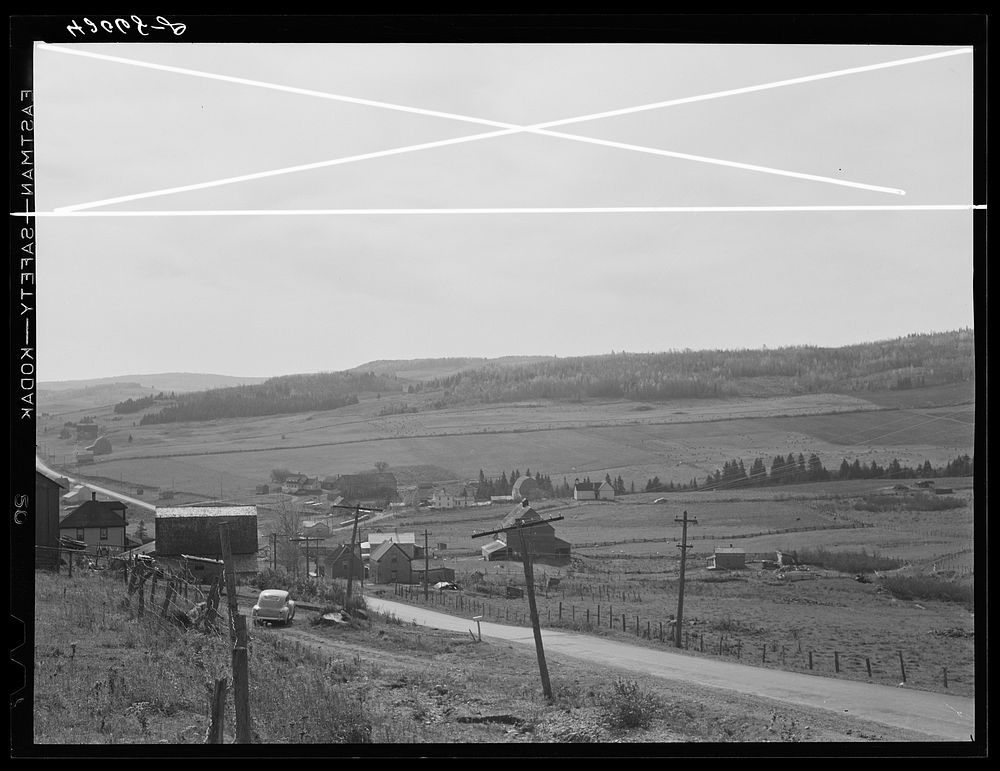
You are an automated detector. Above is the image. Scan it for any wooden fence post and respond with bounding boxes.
[206,677,227,744]
[898,650,907,683]
[808,651,813,670]
[834,651,840,673]
[161,580,175,619]
[943,667,948,688]
[232,615,252,743]
[558,602,562,620]
[866,657,872,678]
[136,573,147,617]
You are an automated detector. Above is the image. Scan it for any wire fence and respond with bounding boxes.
[387,579,974,697]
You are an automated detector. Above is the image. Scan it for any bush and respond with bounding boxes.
[601,678,662,730]
[881,575,974,605]
[788,548,902,574]
[853,493,965,512]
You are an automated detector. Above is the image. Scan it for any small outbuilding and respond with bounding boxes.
[707,546,746,570]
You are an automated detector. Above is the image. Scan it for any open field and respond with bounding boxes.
[38,386,974,505]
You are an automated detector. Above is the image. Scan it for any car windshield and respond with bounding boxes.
[259,593,288,607]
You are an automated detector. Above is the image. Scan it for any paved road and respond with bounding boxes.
[365,596,976,742]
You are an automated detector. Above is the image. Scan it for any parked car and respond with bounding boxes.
[251,589,296,626]
[653,497,669,504]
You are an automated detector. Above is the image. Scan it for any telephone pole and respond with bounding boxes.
[472,502,563,700]
[674,510,697,648]
[331,503,380,602]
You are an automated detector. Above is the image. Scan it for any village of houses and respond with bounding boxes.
[33,461,631,592]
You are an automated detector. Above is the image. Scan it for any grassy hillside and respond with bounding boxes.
[29,570,951,745]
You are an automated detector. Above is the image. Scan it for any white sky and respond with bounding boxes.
[32,43,976,382]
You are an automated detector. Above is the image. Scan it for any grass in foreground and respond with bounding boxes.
[31,570,944,745]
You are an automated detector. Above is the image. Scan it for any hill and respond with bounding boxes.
[347,355,558,383]
[39,372,268,393]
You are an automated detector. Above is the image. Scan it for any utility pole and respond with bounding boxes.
[331,503,381,602]
[424,529,430,601]
[472,503,563,700]
[289,536,322,579]
[674,510,697,648]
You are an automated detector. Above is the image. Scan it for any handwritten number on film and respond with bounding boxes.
[67,15,186,38]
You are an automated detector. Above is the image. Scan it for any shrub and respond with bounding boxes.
[788,548,902,574]
[881,575,974,605]
[601,677,662,730]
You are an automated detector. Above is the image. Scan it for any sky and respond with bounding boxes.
[31,42,977,382]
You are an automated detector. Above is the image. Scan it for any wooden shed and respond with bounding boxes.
[154,506,259,577]
[707,546,746,570]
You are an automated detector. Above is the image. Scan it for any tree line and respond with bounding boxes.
[645,453,974,493]
[133,371,403,425]
[423,329,974,407]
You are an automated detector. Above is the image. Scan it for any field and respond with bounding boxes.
[37,383,974,504]
[34,380,978,715]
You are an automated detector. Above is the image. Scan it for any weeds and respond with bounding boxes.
[601,678,662,730]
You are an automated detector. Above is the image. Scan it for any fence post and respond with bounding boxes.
[808,651,813,670]
[659,621,663,642]
[136,573,147,617]
[206,677,227,744]
[586,608,590,625]
[866,658,872,678]
[558,602,562,620]
[943,667,948,688]
[161,580,175,619]
[762,645,767,664]
[232,615,252,743]
[834,651,840,673]
[898,650,907,683]
[647,621,650,639]
[597,605,600,626]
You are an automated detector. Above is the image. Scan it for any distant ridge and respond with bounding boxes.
[38,372,268,393]
[348,355,558,382]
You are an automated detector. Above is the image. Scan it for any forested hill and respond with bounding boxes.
[414,330,976,406]
[137,370,404,424]
[130,330,974,423]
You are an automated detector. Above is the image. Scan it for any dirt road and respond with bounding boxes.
[364,596,976,742]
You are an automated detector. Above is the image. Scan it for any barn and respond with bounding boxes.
[35,470,65,570]
[154,506,259,580]
[497,500,571,563]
